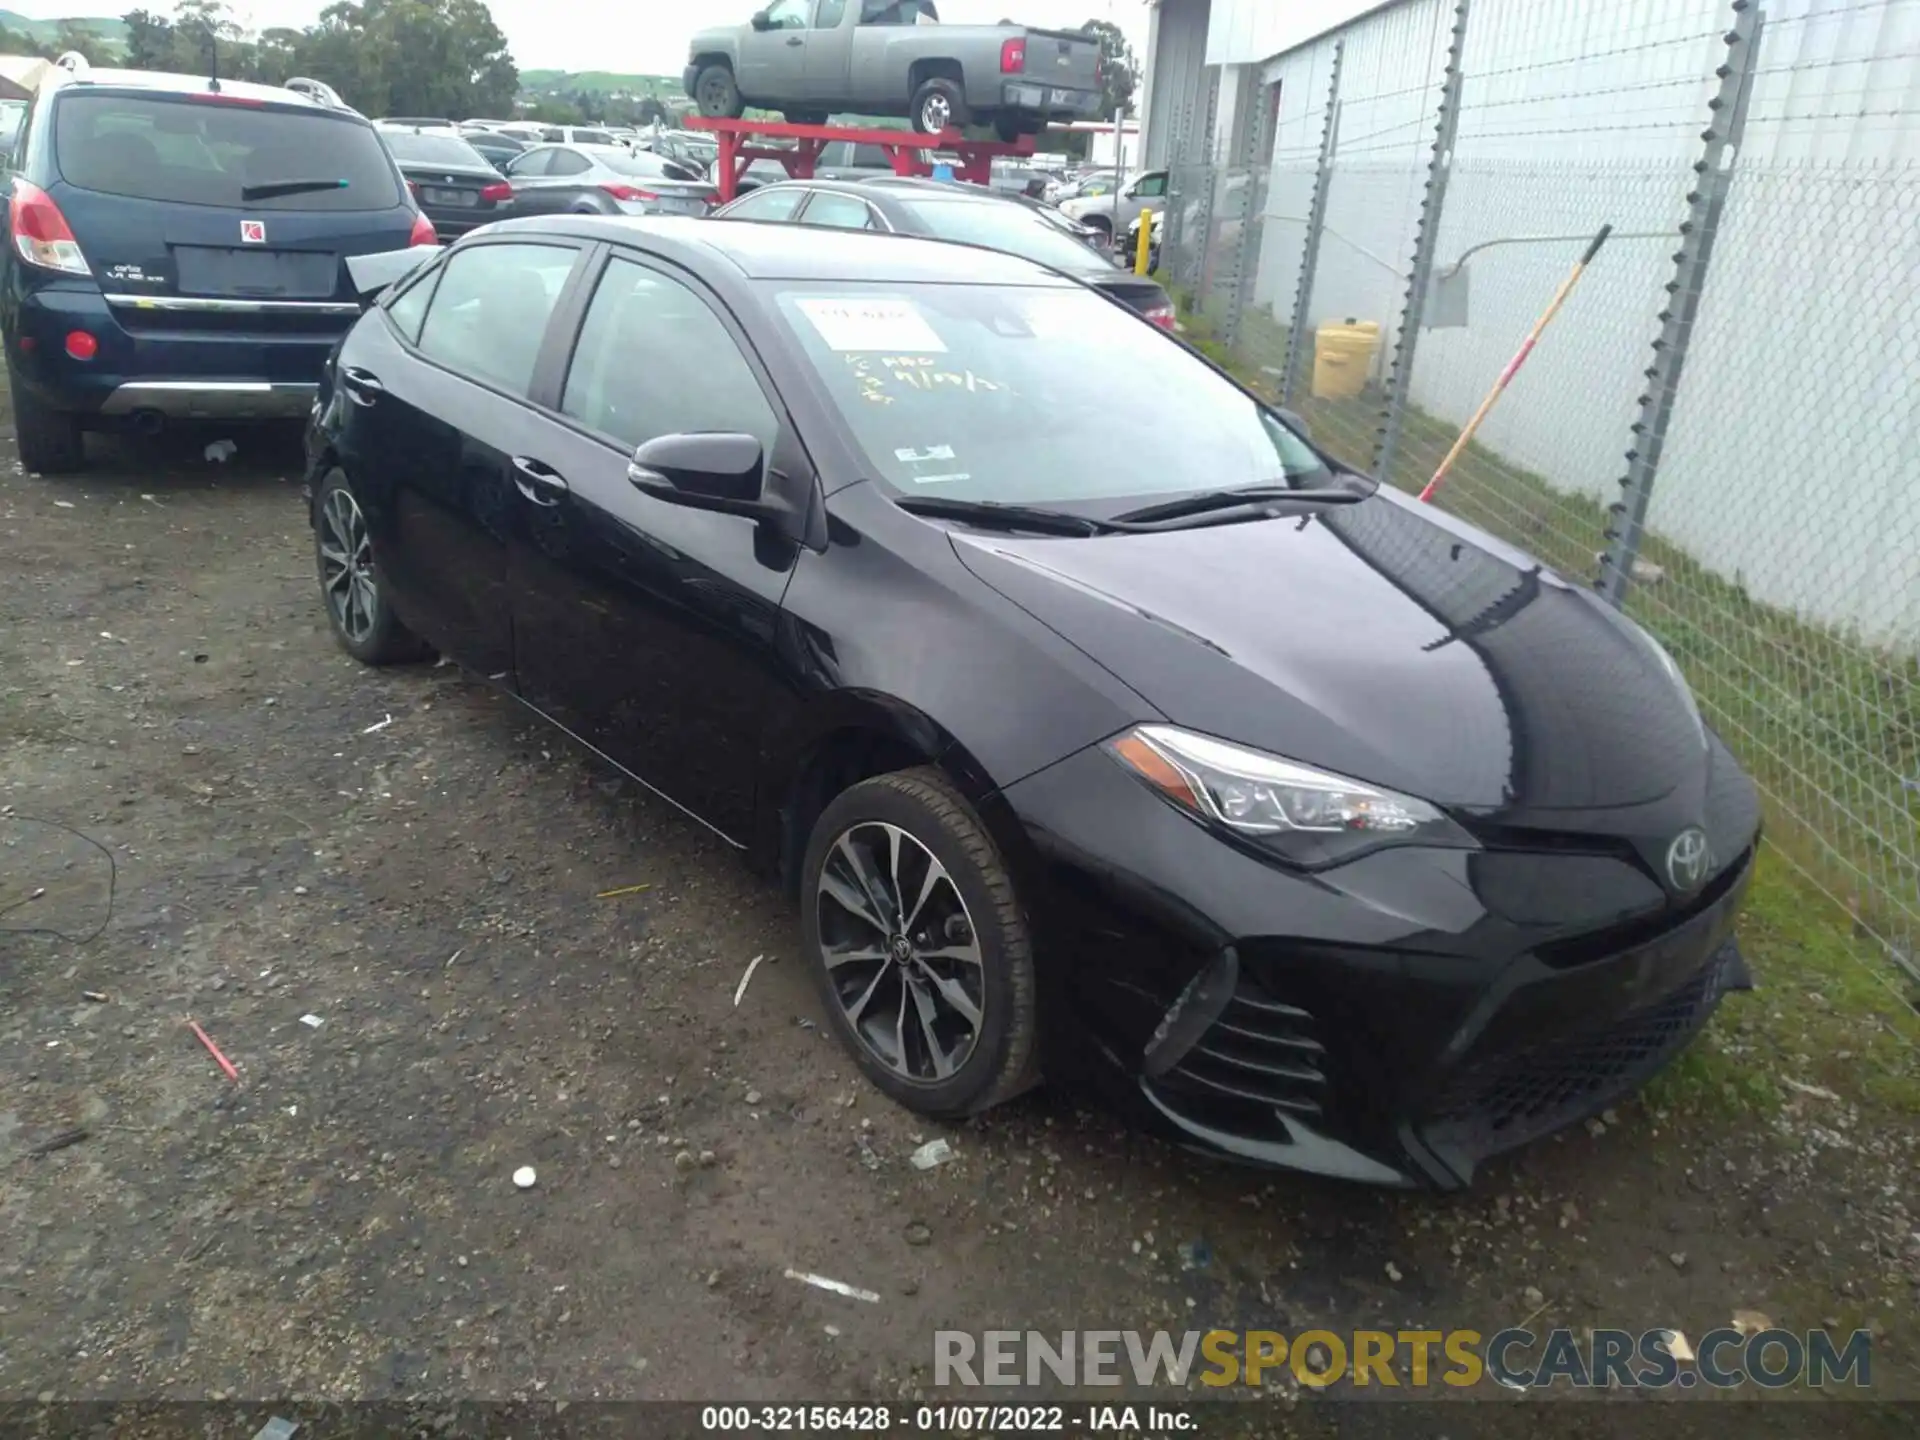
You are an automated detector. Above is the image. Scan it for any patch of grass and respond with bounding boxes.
[1172,287,1920,998]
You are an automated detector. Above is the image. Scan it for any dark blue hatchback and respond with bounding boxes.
[2,58,435,472]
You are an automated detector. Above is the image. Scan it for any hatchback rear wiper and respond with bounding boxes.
[894,494,1118,537]
[240,178,349,201]
[1109,482,1365,526]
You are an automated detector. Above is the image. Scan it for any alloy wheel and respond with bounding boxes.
[920,93,951,132]
[318,487,378,645]
[815,821,985,1083]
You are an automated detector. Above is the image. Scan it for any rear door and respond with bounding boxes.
[507,146,593,215]
[333,237,588,677]
[47,89,414,377]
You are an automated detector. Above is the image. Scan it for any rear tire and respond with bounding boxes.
[693,64,744,120]
[314,468,429,666]
[8,360,84,474]
[801,766,1040,1119]
[910,77,969,135]
[993,112,1039,142]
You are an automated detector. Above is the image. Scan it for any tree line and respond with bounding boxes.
[0,1,520,121]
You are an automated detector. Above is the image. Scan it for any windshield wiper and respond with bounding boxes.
[1109,482,1365,527]
[894,494,1118,537]
[240,178,349,201]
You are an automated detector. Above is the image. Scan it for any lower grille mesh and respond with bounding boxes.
[1428,943,1732,1155]
[1151,975,1328,1133]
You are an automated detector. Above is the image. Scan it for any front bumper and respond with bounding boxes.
[999,736,1762,1189]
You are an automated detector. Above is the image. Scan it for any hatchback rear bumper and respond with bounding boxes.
[8,283,350,420]
[97,379,318,419]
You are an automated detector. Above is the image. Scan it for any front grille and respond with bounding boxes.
[1149,974,1328,1138]
[1428,942,1732,1156]
[1535,846,1753,970]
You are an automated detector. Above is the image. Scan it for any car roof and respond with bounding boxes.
[49,66,364,114]
[488,214,1076,286]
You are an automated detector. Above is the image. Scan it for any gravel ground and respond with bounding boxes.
[1,410,1915,1430]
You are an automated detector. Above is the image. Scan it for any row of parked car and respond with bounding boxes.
[1,52,1763,1195]
[0,53,1172,472]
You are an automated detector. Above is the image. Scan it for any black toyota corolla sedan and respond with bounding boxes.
[305,217,1760,1190]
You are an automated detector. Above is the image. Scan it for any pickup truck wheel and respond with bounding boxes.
[693,64,744,119]
[910,78,969,135]
[7,359,85,475]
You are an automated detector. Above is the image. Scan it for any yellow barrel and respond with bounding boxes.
[1312,318,1381,400]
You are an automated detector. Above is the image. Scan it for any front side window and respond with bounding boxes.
[416,243,579,396]
[1132,172,1168,198]
[798,191,875,230]
[507,148,552,177]
[53,94,401,210]
[764,0,810,28]
[562,256,777,453]
[721,186,806,222]
[546,149,591,177]
[771,282,1328,507]
[814,0,848,24]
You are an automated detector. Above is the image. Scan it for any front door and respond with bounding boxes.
[802,0,853,104]
[504,250,805,841]
[738,0,814,99]
[337,239,584,678]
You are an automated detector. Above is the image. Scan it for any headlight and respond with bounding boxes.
[1106,724,1477,868]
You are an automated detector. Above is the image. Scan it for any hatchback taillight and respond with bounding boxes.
[602,184,660,203]
[1000,38,1026,73]
[11,179,89,275]
[409,211,437,246]
[479,181,512,203]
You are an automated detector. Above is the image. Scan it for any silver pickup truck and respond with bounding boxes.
[685,0,1103,139]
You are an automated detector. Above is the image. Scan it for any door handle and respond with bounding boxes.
[511,456,569,506]
[339,366,384,406]
[786,36,804,45]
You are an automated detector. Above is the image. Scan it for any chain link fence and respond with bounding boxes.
[1158,0,1920,994]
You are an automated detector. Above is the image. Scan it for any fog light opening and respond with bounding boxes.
[1142,946,1240,1079]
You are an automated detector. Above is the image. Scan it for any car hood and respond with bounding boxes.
[948,489,1707,814]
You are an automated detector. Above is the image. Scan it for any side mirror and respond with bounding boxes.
[629,431,765,506]
[750,9,773,30]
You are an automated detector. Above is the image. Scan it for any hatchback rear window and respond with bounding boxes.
[54,93,401,211]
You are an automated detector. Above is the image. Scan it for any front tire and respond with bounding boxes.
[314,468,428,665]
[801,767,1039,1119]
[693,64,744,119]
[910,77,969,135]
[8,360,84,474]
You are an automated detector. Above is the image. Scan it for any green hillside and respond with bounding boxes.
[520,68,682,98]
[0,10,126,50]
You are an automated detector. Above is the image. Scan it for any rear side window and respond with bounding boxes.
[54,93,401,211]
[416,242,579,396]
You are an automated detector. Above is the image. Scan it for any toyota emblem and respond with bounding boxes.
[1665,827,1711,892]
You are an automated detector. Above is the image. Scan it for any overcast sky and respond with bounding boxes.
[15,1,1151,75]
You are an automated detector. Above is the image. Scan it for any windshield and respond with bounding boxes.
[56,94,401,210]
[895,196,1106,273]
[772,283,1327,507]
[383,131,488,167]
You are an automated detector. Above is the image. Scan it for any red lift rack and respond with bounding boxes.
[685,116,1037,203]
